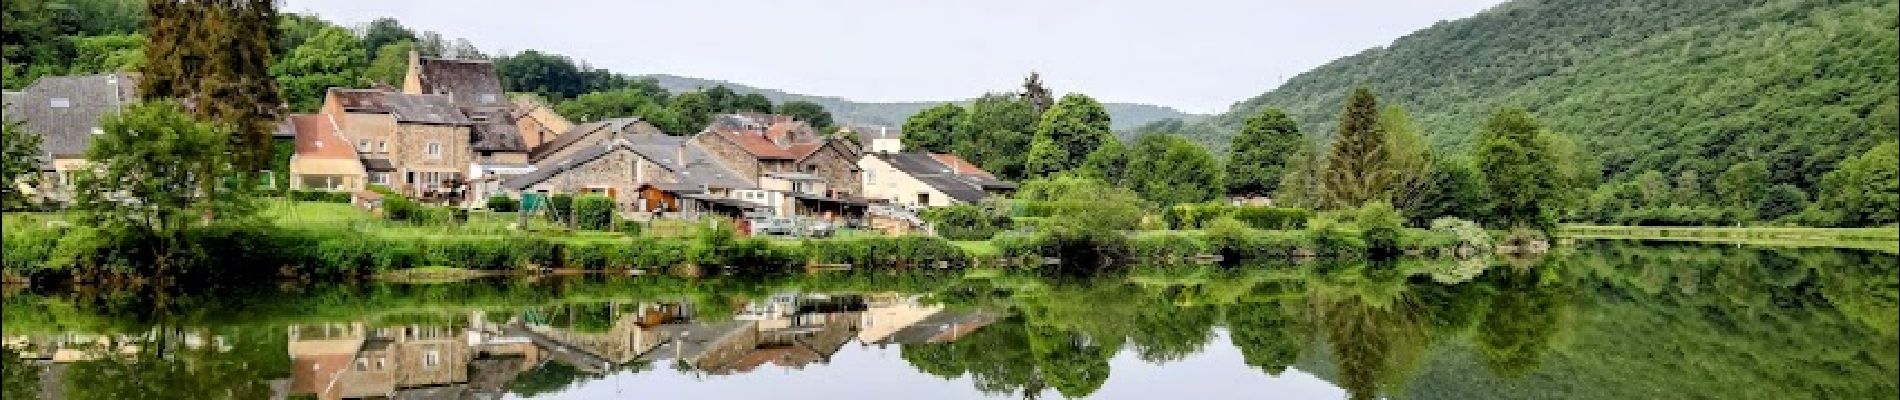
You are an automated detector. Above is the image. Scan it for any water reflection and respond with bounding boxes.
[2,242,1895,399]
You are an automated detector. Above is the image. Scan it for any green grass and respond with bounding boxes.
[1559,225,1899,253]
[951,240,1000,258]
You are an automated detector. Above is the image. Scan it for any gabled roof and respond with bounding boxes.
[529,117,661,162]
[382,93,471,125]
[289,114,356,159]
[1,73,139,158]
[701,113,833,160]
[503,134,754,191]
[465,108,526,152]
[875,153,1013,203]
[414,57,506,107]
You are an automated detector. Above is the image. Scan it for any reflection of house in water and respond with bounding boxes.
[516,302,695,373]
[636,294,868,375]
[854,293,1003,347]
[286,312,543,400]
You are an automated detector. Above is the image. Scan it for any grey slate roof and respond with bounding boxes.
[529,117,658,162]
[415,58,507,107]
[466,108,526,152]
[502,133,754,191]
[1,73,138,158]
[876,153,992,203]
[381,93,471,125]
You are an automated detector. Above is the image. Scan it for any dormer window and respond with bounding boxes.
[50,98,70,108]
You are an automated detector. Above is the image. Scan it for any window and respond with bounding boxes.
[358,139,371,152]
[423,349,441,370]
[376,140,387,153]
[49,98,70,108]
[918,193,930,205]
[866,170,875,185]
[369,172,388,185]
[425,141,443,158]
[353,358,369,371]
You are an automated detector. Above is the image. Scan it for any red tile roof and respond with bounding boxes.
[930,154,995,179]
[290,114,357,159]
[719,131,797,160]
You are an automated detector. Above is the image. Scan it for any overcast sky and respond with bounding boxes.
[284,0,1505,114]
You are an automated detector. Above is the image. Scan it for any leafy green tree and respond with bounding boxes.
[358,17,415,55]
[1,122,42,210]
[1406,156,1488,225]
[274,12,335,55]
[363,40,413,86]
[731,93,773,114]
[1125,133,1223,205]
[1758,183,1808,222]
[495,49,587,100]
[1804,141,1898,227]
[1382,106,1436,216]
[1076,138,1127,185]
[1673,170,1704,207]
[1715,161,1769,220]
[1320,87,1394,209]
[574,196,615,230]
[70,34,143,73]
[702,85,738,110]
[1273,140,1324,209]
[775,100,833,128]
[1632,170,1671,208]
[1474,108,1561,230]
[271,26,367,111]
[667,91,716,134]
[143,0,285,171]
[72,101,258,274]
[1026,94,1114,176]
[556,88,668,123]
[1226,107,1303,197]
[954,94,1038,179]
[901,103,963,153]
[1021,72,1053,115]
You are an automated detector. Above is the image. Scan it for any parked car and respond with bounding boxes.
[744,213,795,236]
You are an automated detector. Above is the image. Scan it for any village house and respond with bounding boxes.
[1,73,139,202]
[841,124,903,154]
[501,122,761,219]
[313,88,475,202]
[403,51,534,204]
[859,152,1016,209]
[511,95,571,150]
[692,114,864,197]
[285,113,367,191]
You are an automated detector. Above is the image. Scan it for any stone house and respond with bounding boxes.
[317,88,474,202]
[842,124,903,154]
[511,95,571,149]
[0,73,138,202]
[502,130,757,218]
[691,113,864,197]
[402,52,533,204]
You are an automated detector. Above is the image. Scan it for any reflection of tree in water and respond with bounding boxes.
[1473,262,1575,378]
[899,315,1045,398]
[1224,299,1304,376]
[1027,322,1118,398]
[1128,285,1219,363]
[1,348,39,400]
[1308,275,1433,400]
[59,326,288,399]
[511,360,587,398]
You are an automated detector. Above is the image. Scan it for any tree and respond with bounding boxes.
[1407,156,1488,225]
[901,104,963,153]
[1804,141,1898,227]
[667,91,716,134]
[274,13,334,55]
[72,101,258,274]
[1381,106,1437,217]
[494,49,586,100]
[1320,87,1393,209]
[357,17,415,55]
[1632,170,1670,208]
[1026,94,1113,176]
[363,40,413,87]
[1226,108,1303,197]
[1021,72,1053,115]
[954,94,1038,179]
[142,0,285,171]
[270,26,366,111]
[1,122,42,210]
[555,88,669,123]
[776,100,833,129]
[1273,140,1324,209]
[1673,170,1704,207]
[1125,133,1223,205]
[733,93,773,114]
[1474,108,1562,230]
[1715,161,1769,220]
[1076,138,1127,185]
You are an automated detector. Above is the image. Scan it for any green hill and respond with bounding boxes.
[1187,0,1896,190]
[643,74,1201,130]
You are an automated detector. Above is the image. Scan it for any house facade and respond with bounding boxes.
[860,152,1015,208]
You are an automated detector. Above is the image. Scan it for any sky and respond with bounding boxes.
[284,0,1506,114]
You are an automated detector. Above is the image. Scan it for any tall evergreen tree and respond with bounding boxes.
[1273,141,1323,209]
[1021,72,1053,115]
[1474,108,1562,229]
[1319,87,1393,208]
[1025,94,1113,176]
[1225,108,1302,197]
[142,0,284,171]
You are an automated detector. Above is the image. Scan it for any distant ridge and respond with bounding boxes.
[641,74,1202,130]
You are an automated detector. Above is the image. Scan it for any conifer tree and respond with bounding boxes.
[142,0,284,172]
[1319,87,1393,208]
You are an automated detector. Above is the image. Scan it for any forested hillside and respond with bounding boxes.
[1187,0,1896,192]
[646,74,1199,130]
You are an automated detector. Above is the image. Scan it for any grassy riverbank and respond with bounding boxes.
[1557,225,1899,253]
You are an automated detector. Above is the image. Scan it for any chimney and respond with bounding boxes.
[677,143,687,165]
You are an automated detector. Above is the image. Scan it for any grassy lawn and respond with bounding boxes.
[1559,225,1899,253]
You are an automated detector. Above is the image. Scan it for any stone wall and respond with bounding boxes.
[692,133,762,181]
[396,124,471,173]
[524,148,678,213]
[798,141,862,196]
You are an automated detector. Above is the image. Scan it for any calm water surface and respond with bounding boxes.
[2,242,1895,399]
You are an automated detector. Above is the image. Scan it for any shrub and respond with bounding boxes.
[486,196,519,212]
[288,190,353,203]
[1353,201,1406,256]
[1162,203,1234,229]
[921,203,1012,240]
[574,196,615,230]
[1232,206,1311,230]
[1132,231,1211,261]
[615,220,643,236]
[1305,212,1365,256]
[547,194,575,224]
[1429,217,1492,252]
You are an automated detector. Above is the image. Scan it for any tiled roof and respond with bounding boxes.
[928,154,993,179]
[529,117,660,162]
[328,88,389,112]
[415,57,506,107]
[465,108,526,152]
[504,134,754,191]
[381,93,470,125]
[289,114,356,159]
[1,73,138,158]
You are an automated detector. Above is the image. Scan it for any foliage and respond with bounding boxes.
[920,203,1012,241]
[142,0,284,171]
[1474,108,1561,230]
[1429,217,1491,252]
[1124,133,1222,205]
[1801,141,1899,227]
[953,94,1040,180]
[493,49,630,101]
[0,122,41,210]
[271,26,367,111]
[1225,107,1303,196]
[1075,137,1127,184]
[358,17,416,56]
[776,100,834,128]
[1406,156,1488,226]
[1273,140,1324,209]
[1320,87,1394,209]
[902,103,963,153]
[1026,94,1114,176]
[485,195,519,212]
[545,194,575,224]
[363,40,414,86]
[573,195,614,230]
[71,101,260,273]
[287,190,351,203]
